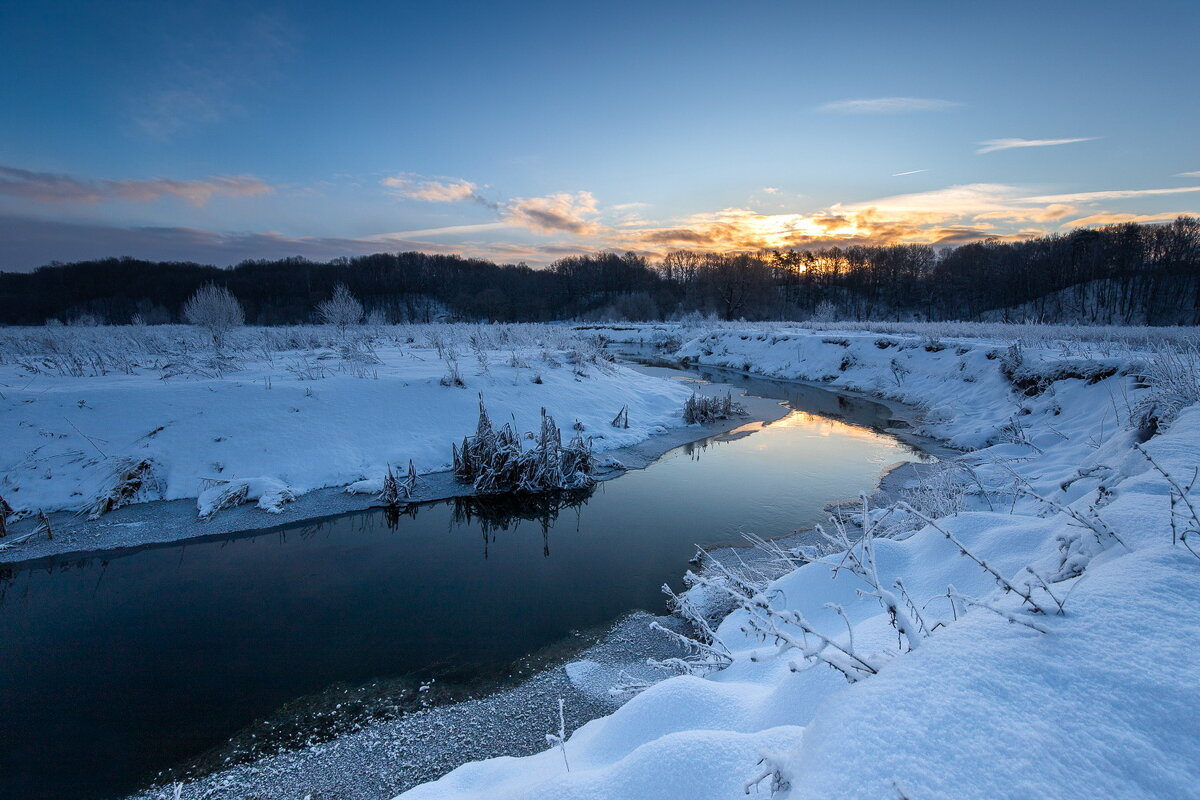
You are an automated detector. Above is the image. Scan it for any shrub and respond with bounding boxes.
[184,285,244,349]
[683,392,746,424]
[452,397,594,493]
[316,284,364,335]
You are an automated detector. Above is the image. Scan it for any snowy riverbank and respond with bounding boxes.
[399,324,1200,800]
[1,324,717,560]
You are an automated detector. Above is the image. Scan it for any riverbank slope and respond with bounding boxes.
[401,325,1200,800]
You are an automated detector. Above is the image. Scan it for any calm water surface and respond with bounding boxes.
[0,363,929,800]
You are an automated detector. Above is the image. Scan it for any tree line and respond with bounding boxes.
[1,217,1196,326]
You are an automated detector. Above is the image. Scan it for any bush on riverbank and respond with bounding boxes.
[453,397,596,493]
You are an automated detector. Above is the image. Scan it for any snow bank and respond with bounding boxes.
[0,325,693,519]
[400,327,1200,800]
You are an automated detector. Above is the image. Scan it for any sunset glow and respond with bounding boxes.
[1,1,1197,269]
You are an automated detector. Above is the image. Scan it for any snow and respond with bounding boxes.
[398,325,1200,800]
[0,324,694,521]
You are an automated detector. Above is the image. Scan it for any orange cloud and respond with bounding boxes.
[547,183,1199,260]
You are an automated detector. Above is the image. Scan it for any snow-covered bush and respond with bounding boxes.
[183,285,244,350]
[196,477,295,519]
[316,283,364,335]
[86,457,161,520]
[808,300,839,322]
[452,398,595,493]
[683,392,746,424]
[1132,341,1200,433]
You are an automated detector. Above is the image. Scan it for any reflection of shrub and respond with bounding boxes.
[452,397,595,493]
[451,486,595,537]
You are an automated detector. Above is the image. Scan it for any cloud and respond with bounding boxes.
[891,169,928,177]
[0,215,502,272]
[598,182,1196,257]
[1177,171,1200,178]
[1065,211,1199,228]
[818,97,959,113]
[6,175,1196,272]
[380,222,509,238]
[381,174,495,206]
[1021,186,1200,203]
[504,191,600,235]
[976,137,1098,154]
[0,165,274,207]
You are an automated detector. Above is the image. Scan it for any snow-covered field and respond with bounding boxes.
[0,324,692,529]
[401,325,1200,800]
[6,320,1198,799]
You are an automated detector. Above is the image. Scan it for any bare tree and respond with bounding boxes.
[317,283,363,336]
[183,284,244,349]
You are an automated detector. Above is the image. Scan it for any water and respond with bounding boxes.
[0,362,929,800]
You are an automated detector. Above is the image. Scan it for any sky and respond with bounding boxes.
[1,0,1198,271]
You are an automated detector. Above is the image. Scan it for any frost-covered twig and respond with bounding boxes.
[608,670,654,699]
[544,697,570,772]
[649,580,733,676]
[64,416,108,458]
[898,501,1046,614]
[1002,465,1129,552]
[1134,443,1200,558]
[948,591,1049,634]
[1022,566,1067,614]
[817,497,926,651]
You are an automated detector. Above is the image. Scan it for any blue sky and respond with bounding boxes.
[1,0,1198,269]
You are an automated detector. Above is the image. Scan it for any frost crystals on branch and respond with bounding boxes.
[688,552,880,683]
[648,578,733,676]
[817,496,929,652]
[544,697,570,772]
[898,500,1047,614]
[1134,442,1200,559]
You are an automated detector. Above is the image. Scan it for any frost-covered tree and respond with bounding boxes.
[317,283,363,335]
[809,300,839,322]
[183,284,244,349]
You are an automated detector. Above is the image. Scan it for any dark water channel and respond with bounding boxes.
[0,359,929,800]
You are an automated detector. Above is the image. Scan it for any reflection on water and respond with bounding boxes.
[1,373,929,800]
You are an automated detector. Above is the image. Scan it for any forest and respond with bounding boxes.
[1,216,1196,326]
